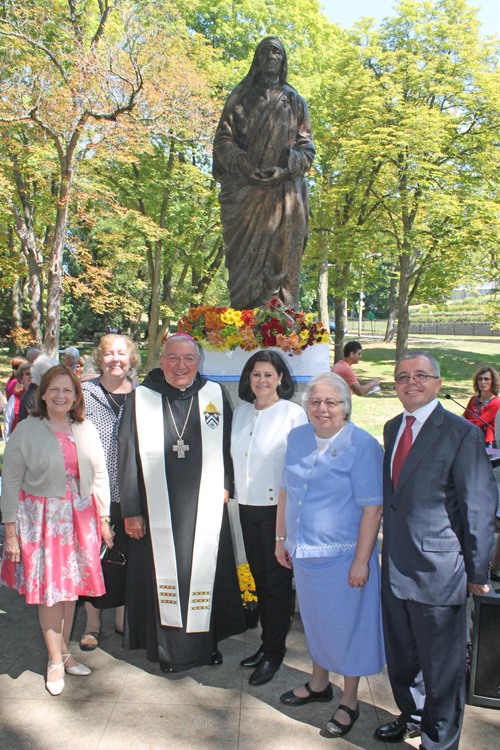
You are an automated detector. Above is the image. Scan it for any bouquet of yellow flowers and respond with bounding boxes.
[237,563,258,609]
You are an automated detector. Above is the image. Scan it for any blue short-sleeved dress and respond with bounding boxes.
[281,421,386,676]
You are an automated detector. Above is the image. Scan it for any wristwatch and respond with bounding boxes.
[275,535,286,542]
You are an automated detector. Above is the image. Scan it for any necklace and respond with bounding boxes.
[101,383,128,412]
[167,397,193,458]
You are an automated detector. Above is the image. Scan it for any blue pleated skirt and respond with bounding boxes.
[293,547,386,676]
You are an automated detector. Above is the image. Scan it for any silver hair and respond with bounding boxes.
[395,351,440,378]
[161,336,202,357]
[31,354,59,384]
[302,371,352,422]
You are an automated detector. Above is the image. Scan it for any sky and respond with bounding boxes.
[321,0,500,35]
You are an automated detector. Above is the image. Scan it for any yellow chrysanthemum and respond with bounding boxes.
[300,329,309,342]
[305,312,315,324]
[221,309,244,327]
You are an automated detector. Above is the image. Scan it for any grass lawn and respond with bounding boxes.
[342,337,500,436]
[1,337,499,468]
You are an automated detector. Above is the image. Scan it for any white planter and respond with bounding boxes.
[200,343,330,382]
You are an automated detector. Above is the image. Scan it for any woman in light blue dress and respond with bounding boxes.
[276,372,385,738]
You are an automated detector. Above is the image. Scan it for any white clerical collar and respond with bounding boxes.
[163,374,196,392]
[403,398,439,424]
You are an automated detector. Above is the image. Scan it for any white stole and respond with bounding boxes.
[135,380,224,632]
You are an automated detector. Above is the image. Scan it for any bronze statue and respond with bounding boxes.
[213,37,315,310]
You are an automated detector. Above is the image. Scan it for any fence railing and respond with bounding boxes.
[345,318,499,337]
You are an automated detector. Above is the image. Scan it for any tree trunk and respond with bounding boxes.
[333,295,345,364]
[44,197,70,357]
[384,276,397,343]
[9,278,25,356]
[9,185,44,346]
[333,261,351,363]
[396,253,411,360]
[26,254,44,346]
[146,238,163,371]
[317,260,329,329]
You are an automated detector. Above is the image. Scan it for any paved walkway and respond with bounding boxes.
[1,572,500,750]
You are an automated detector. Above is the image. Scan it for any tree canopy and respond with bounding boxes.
[1,0,499,360]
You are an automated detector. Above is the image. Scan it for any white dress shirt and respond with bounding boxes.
[390,398,439,475]
[231,399,308,506]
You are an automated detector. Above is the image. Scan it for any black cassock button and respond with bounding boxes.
[391,503,397,510]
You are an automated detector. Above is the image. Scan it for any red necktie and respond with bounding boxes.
[392,416,416,489]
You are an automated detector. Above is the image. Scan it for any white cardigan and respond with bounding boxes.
[231,399,308,506]
[0,417,111,523]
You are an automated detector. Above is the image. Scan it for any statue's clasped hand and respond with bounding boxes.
[237,155,288,188]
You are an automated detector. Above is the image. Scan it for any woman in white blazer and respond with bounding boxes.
[1,365,113,696]
[231,351,307,686]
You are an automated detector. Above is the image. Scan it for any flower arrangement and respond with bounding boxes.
[177,297,329,353]
[237,563,258,609]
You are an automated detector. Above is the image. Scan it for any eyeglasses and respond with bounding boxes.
[164,356,197,365]
[308,398,342,410]
[478,376,492,382]
[395,373,440,385]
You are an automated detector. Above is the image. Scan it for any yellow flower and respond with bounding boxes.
[305,313,315,324]
[221,309,243,327]
[300,329,309,342]
[225,334,242,347]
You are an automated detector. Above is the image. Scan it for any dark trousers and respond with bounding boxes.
[382,585,466,750]
[239,504,294,665]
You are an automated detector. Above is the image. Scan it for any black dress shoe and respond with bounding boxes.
[280,681,333,706]
[321,703,360,738]
[249,660,280,685]
[211,649,223,665]
[240,647,264,668]
[375,715,421,742]
[159,662,175,674]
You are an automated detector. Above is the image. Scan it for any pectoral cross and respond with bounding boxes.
[173,438,189,458]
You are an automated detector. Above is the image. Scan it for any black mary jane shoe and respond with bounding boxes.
[211,649,223,665]
[240,647,264,668]
[249,660,280,685]
[321,703,360,738]
[280,681,333,706]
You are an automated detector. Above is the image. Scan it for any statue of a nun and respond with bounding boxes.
[213,37,315,310]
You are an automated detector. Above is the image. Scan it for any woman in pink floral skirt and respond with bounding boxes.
[1,365,113,695]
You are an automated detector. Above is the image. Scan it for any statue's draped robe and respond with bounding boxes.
[213,80,315,309]
[117,370,245,671]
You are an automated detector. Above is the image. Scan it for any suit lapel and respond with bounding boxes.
[393,403,444,496]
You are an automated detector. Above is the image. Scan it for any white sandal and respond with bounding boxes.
[63,652,91,676]
[46,662,65,695]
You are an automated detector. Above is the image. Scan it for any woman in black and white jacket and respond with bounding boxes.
[79,334,140,650]
[231,351,307,686]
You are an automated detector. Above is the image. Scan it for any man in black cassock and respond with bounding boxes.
[117,334,245,672]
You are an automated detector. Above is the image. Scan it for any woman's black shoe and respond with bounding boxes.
[159,662,175,674]
[321,703,359,738]
[280,681,333,706]
[240,647,264,668]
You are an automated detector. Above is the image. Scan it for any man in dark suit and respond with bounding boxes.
[375,351,497,749]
